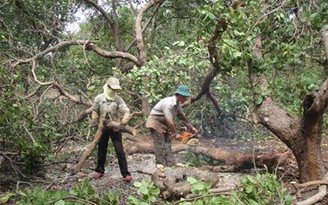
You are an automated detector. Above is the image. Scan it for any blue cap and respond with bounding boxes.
[174,85,191,97]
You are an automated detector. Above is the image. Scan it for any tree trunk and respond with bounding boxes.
[125,138,291,172]
[323,25,328,73]
[249,31,328,182]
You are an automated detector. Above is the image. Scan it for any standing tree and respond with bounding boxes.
[189,0,328,182]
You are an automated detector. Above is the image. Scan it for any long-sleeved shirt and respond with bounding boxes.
[92,93,130,123]
[146,95,192,134]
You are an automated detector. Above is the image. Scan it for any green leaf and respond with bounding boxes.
[139,185,149,195]
[0,193,14,203]
[245,185,253,193]
[54,200,66,205]
[187,177,198,184]
[69,190,77,196]
[133,181,142,187]
[255,96,263,105]
[149,195,156,202]
[128,196,139,204]
[233,51,242,58]
[193,182,204,190]
[149,188,160,195]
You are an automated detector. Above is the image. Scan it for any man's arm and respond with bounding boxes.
[118,97,131,125]
[90,95,101,127]
[162,104,177,135]
[177,106,198,133]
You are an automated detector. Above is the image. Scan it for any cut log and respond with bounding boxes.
[124,138,291,172]
[74,120,137,173]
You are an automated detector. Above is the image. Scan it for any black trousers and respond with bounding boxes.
[95,128,130,177]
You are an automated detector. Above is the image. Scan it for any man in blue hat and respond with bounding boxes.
[145,85,198,166]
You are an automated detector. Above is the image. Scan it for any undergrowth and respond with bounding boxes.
[1,168,292,205]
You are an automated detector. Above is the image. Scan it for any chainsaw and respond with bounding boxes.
[178,131,199,145]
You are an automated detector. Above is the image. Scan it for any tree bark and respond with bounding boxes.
[323,25,328,73]
[125,138,291,172]
[248,29,328,182]
[188,19,227,117]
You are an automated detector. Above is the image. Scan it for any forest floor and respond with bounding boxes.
[1,133,328,204]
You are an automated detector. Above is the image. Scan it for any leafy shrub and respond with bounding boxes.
[237,171,293,205]
[128,180,161,205]
[15,179,121,205]
[179,172,293,205]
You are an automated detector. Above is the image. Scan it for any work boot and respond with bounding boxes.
[93,172,104,179]
[165,153,176,167]
[124,175,132,183]
[155,156,166,165]
[165,158,176,167]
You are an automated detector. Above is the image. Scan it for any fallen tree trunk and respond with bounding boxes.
[75,120,137,173]
[125,138,291,172]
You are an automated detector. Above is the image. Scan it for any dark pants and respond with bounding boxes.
[150,128,175,166]
[95,129,130,177]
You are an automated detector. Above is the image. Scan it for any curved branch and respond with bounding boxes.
[10,40,93,68]
[83,0,114,27]
[86,43,142,66]
[190,19,227,116]
[296,185,327,205]
[10,40,143,69]
[83,0,123,52]
[126,0,163,52]
[0,0,13,8]
[31,60,52,86]
[135,0,159,63]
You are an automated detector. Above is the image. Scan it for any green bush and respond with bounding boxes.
[14,179,121,205]
[237,171,293,205]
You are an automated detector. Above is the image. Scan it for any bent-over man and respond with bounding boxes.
[146,85,198,166]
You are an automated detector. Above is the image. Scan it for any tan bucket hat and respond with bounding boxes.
[106,77,121,90]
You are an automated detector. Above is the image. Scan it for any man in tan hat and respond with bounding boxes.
[145,85,198,166]
[91,77,132,182]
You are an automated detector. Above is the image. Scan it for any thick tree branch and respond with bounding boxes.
[190,19,227,116]
[135,0,159,63]
[0,0,13,8]
[126,0,163,52]
[83,0,123,53]
[248,25,328,182]
[10,40,143,69]
[323,25,328,69]
[83,0,115,28]
[86,43,142,65]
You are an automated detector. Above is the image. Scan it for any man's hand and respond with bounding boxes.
[192,127,199,134]
[90,111,99,128]
[90,119,98,128]
[121,114,131,125]
[175,133,182,139]
[120,120,128,126]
